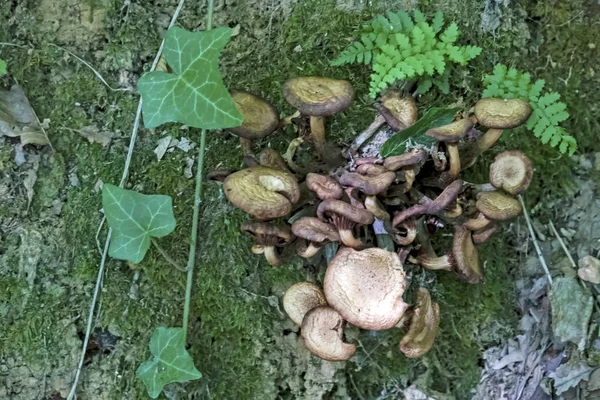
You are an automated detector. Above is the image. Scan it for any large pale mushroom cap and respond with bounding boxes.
[283,282,328,326]
[224,166,300,219]
[229,90,280,139]
[474,98,532,129]
[301,306,356,361]
[489,150,533,195]
[283,77,355,116]
[324,247,408,330]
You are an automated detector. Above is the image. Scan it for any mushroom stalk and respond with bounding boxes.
[298,242,321,258]
[264,246,281,267]
[417,254,454,271]
[309,116,327,159]
[240,137,253,157]
[447,143,461,179]
[339,228,362,249]
[477,129,503,153]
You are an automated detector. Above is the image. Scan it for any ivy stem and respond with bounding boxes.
[182,0,214,341]
[151,238,185,272]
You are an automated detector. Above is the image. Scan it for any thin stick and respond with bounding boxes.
[548,220,577,268]
[66,1,187,399]
[151,238,185,272]
[49,44,131,92]
[346,114,386,156]
[182,0,214,340]
[518,194,553,285]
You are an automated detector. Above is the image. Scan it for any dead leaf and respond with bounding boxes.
[154,135,173,161]
[71,125,114,147]
[0,85,50,146]
[588,368,600,391]
[578,255,600,284]
[550,276,593,350]
[23,168,37,209]
[549,360,593,395]
[183,156,194,179]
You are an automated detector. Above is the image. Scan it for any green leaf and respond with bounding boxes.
[381,107,460,157]
[138,26,243,129]
[0,59,6,77]
[137,327,202,399]
[102,184,176,264]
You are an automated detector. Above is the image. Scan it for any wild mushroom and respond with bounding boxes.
[400,288,440,358]
[383,149,428,191]
[392,180,464,226]
[241,222,294,266]
[323,247,408,330]
[356,163,388,176]
[283,282,328,326]
[224,166,300,220]
[259,148,293,174]
[229,90,280,157]
[489,150,533,195]
[291,217,340,258]
[474,98,532,129]
[338,171,396,195]
[283,77,354,159]
[416,226,483,283]
[472,224,498,244]
[393,217,417,246]
[426,119,474,180]
[463,212,493,231]
[301,306,356,361]
[476,191,522,221]
[305,173,343,200]
[317,200,374,249]
[364,195,390,221]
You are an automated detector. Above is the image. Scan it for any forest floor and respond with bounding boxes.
[1,0,599,399]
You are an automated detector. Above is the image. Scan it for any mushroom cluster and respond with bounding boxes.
[218,77,534,361]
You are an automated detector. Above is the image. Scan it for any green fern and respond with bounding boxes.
[482,64,577,156]
[331,10,481,98]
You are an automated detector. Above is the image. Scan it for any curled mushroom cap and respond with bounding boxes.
[489,150,533,195]
[283,77,355,116]
[383,149,427,171]
[476,191,522,221]
[317,200,374,248]
[301,306,356,361]
[283,282,328,326]
[474,98,532,129]
[378,90,418,131]
[339,171,396,195]
[324,247,408,330]
[392,180,464,226]
[453,226,483,283]
[292,217,340,258]
[224,166,300,219]
[356,163,388,176]
[400,288,440,358]
[242,222,294,267]
[229,90,280,139]
[306,173,343,200]
[426,119,474,143]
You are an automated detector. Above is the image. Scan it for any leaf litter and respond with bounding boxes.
[0,85,51,146]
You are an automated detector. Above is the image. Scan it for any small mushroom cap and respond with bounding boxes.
[283,282,328,326]
[305,173,343,200]
[324,247,408,330]
[383,149,427,171]
[379,90,418,131]
[400,288,440,358]
[291,217,340,243]
[453,226,483,283]
[317,200,375,226]
[301,306,356,361]
[283,77,355,116]
[426,119,474,143]
[241,222,294,245]
[356,163,388,176]
[229,90,280,139]
[224,166,300,220]
[474,98,532,129]
[339,171,396,195]
[476,191,522,221]
[489,150,533,195]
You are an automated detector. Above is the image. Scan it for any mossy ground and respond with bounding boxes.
[0,0,598,398]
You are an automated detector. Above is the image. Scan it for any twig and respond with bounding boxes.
[66,1,187,399]
[346,114,386,156]
[518,194,553,285]
[0,42,29,48]
[548,220,577,268]
[151,238,185,272]
[49,44,131,92]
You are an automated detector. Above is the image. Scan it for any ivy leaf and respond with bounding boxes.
[0,59,6,77]
[138,26,243,129]
[102,183,176,264]
[381,107,460,157]
[137,327,202,399]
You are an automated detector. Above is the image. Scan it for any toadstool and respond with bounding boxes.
[317,200,374,249]
[291,217,340,258]
[476,191,522,221]
[339,171,396,195]
[305,173,343,200]
[283,281,328,326]
[400,288,440,358]
[426,119,474,180]
[301,306,356,361]
[474,98,532,129]
[242,222,294,266]
[489,150,533,195]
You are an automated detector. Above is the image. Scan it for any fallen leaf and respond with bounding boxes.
[23,168,37,209]
[176,137,194,152]
[588,368,600,391]
[73,125,114,147]
[578,255,600,284]
[550,276,594,350]
[0,85,50,146]
[549,360,593,395]
[154,136,172,161]
[183,156,194,179]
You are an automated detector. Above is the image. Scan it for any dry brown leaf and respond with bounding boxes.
[0,85,50,146]
[71,125,114,147]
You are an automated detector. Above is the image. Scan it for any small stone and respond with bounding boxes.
[579,156,593,169]
[577,255,600,284]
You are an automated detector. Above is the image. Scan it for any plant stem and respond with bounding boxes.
[518,194,553,285]
[151,238,185,272]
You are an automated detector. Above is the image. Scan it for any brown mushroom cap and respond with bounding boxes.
[283,77,355,116]
[242,222,294,244]
[305,173,343,200]
[474,98,532,129]
[259,148,292,173]
[317,200,375,225]
[229,90,280,139]
[339,171,396,195]
[224,166,300,219]
[453,226,483,283]
[378,90,418,131]
[283,282,328,326]
[489,150,533,195]
[476,191,523,221]
[301,306,356,361]
[383,149,427,171]
[426,119,474,143]
[400,288,440,358]
[323,247,408,330]
[472,224,498,244]
[356,163,388,176]
[291,217,340,243]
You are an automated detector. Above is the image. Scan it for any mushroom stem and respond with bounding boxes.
[447,143,461,179]
[309,116,327,159]
[346,114,387,156]
[464,213,492,231]
[279,111,301,128]
[240,137,253,156]
[283,137,304,172]
[264,246,282,267]
[298,242,321,258]
[416,254,454,271]
[339,229,362,249]
[477,129,503,153]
